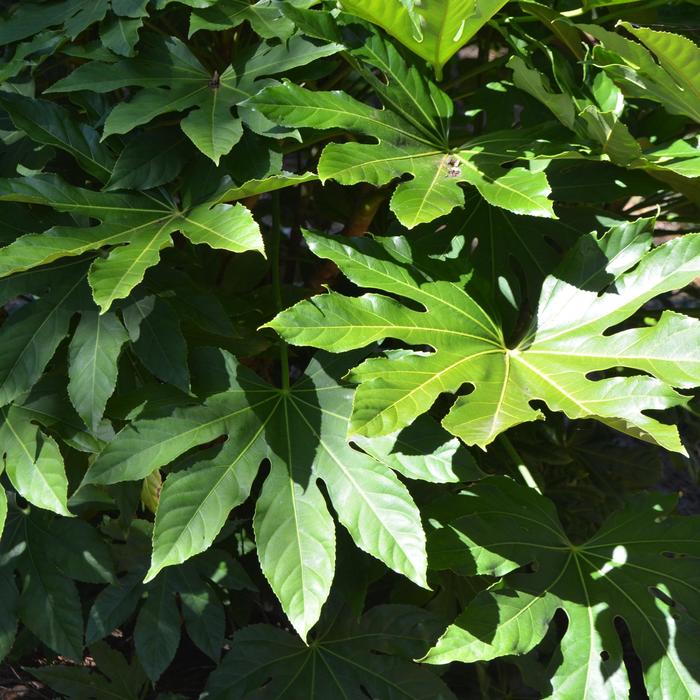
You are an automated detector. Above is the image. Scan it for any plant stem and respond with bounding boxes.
[270,191,290,390]
[500,435,542,494]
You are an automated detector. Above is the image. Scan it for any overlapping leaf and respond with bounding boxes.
[0,405,71,515]
[105,127,190,191]
[0,0,149,48]
[408,191,586,310]
[585,22,700,124]
[189,0,312,39]
[0,501,114,660]
[29,642,148,700]
[422,477,700,699]
[268,220,700,452]
[0,174,264,310]
[0,0,109,45]
[82,350,446,639]
[83,527,227,682]
[0,262,91,407]
[248,33,571,227]
[0,92,115,182]
[47,33,342,163]
[510,51,700,178]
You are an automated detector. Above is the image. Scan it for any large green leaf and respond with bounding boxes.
[268,220,700,452]
[248,34,568,226]
[0,405,71,515]
[0,30,63,82]
[0,175,263,310]
[204,604,456,699]
[47,33,342,163]
[84,351,433,639]
[422,477,700,699]
[68,310,128,431]
[339,0,509,75]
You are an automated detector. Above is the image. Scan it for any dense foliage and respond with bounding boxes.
[0,0,699,698]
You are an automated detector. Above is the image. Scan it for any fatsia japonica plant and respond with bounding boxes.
[0,0,698,698]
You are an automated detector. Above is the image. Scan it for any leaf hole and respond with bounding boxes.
[543,235,564,254]
[600,650,610,662]
[613,616,645,695]
[523,559,540,573]
[662,550,685,559]
[651,587,677,611]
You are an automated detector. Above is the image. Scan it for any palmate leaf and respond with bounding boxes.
[0,93,115,183]
[47,33,342,163]
[422,477,700,699]
[204,604,456,699]
[133,571,181,681]
[0,266,117,462]
[78,350,466,639]
[0,0,108,45]
[82,516,226,681]
[248,33,571,227]
[0,174,264,311]
[268,219,700,453]
[0,0,146,54]
[29,641,148,700]
[338,0,509,76]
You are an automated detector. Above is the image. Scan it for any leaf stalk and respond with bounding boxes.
[270,191,290,391]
